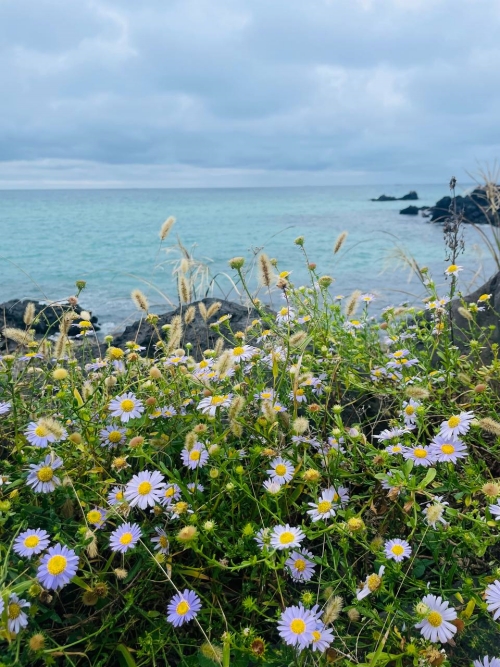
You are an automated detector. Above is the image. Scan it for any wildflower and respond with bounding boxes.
[307,488,338,522]
[277,603,317,649]
[439,411,474,439]
[473,658,500,667]
[0,401,11,415]
[478,293,491,302]
[86,507,107,529]
[414,594,457,643]
[107,486,126,506]
[384,538,411,562]
[267,457,294,485]
[20,351,44,362]
[124,470,166,509]
[13,528,50,558]
[151,527,169,554]
[360,293,375,303]
[403,445,437,467]
[7,594,30,634]
[109,522,142,553]
[290,388,307,403]
[168,500,192,520]
[255,527,271,550]
[270,524,305,550]
[108,393,144,423]
[347,517,365,532]
[356,566,385,600]
[187,482,204,493]
[286,549,316,582]
[424,497,449,528]
[386,443,404,455]
[100,426,126,448]
[160,483,182,506]
[429,435,468,464]
[485,580,500,620]
[489,502,500,520]
[375,427,408,442]
[231,345,257,361]
[445,264,462,276]
[25,421,58,448]
[276,306,295,323]
[255,388,274,401]
[197,394,232,416]
[166,589,202,627]
[181,443,209,470]
[26,455,63,493]
[310,625,335,652]
[37,543,79,590]
[401,399,420,425]
[263,480,282,494]
[483,482,500,499]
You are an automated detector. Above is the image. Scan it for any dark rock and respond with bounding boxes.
[371,190,419,202]
[111,298,264,360]
[429,186,497,225]
[399,205,420,215]
[0,299,99,348]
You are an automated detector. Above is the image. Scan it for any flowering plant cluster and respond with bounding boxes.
[0,233,500,666]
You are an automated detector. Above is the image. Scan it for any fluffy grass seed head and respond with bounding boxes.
[24,302,36,326]
[334,231,348,254]
[131,289,149,312]
[207,302,222,319]
[2,327,34,345]
[479,417,500,437]
[405,386,430,400]
[200,642,223,664]
[184,305,196,324]
[159,216,175,241]
[178,275,191,304]
[258,253,273,287]
[323,596,344,624]
[345,290,361,317]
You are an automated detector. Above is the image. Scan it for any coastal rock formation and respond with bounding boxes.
[430,186,497,225]
[0,299,99,348]
[112,298,263,360]
[371,191,418,202]
[399,205,420,215]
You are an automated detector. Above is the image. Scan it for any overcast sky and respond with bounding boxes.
[0,0,499,189]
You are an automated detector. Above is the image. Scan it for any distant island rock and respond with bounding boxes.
[429,186,497,225]
[371,191,418,202]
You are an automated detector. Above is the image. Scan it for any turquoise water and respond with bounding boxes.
[1,185,496,333]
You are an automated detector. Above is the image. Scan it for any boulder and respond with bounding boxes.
[399,205,420,215]
[0,299,99,349]
[429,186,497,225]
[111,298,264,360]
[371,191,419,202]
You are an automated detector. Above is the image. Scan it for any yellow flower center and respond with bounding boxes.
[137,481,153,496]
[165,487,175,498]
[405,406,415,415]
[290,619,306,634]
[120,399,135,413]
[441,444,455,455]
[447,416,460,428]
[34,425,49,437]
[427,611,443,627]
[393,350,404,358]
[199,360,209,368]
[47,554,67,575]
[24,535,40,549]
[171,357,181,363]
[261,392,272,399]
[447,264,458,272]
[367,574,381,591]
[279,531,295,545]
[312,630,321,642]
[116,491,124,501]
[113,457,127,468]
[159,536,168,548]
[279,307,288,316]
[413,448,428,459]
[107,430,123,443]
[176,601,190,616]
[351,320,360,326]
[8,603,21,620]
[87,510,102,523]
[275,464,287,476]
[119,532,133,545]
[333,493,340,502]
[391,544,404,556]
[348,518,363,531]
[392,446,402,453]
[109,348,124,359]
[294,558,306,572]
[37,466,54,482]
[79,320,92,328]
[317,500,332,514]
[211,396,225,405]
[479,294,489,301]
[295,389,304,396]
[233,346,244,356]
[189,450,201,461]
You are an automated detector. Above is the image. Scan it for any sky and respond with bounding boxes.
[0,0,499,189]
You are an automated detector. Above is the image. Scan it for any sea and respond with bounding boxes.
[1,184,497,335]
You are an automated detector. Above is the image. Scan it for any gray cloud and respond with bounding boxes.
[0,0,499,187]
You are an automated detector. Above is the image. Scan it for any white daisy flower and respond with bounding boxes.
[108,392,144,423]
[401,399,420,425]
[485,580,500,620]
[230,345,257,362]
[357,566,385,600]
[307,488,337,522]
[473,657,500,667]
[151,527,170,554]
[375,427,408,442]
[270,524,305,550]
[267,457,294,485]
[444,263,462,276]
[181,443,209,469]
[488,502,500,521]
[276,306,295,324]
[124,470,166,509]
[403,445,437,467]
[414,594,457,643]
[6,594,30,634]
[423,497,449,528]
[439,411,474,439]
[429,435,468,464]
[262,480,282,494]
[384,538,411,562]
[197,394,232,416]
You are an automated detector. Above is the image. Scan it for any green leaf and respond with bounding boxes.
[116,644,137,667]
[418,467,436,489]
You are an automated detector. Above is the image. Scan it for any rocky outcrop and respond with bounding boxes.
[430,186,497,225]
[0,299,99,349]
[371,191,418,202]
[111,298,264,360]
[399,205,420,215]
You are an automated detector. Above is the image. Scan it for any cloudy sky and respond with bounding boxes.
[0,0,499,188]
